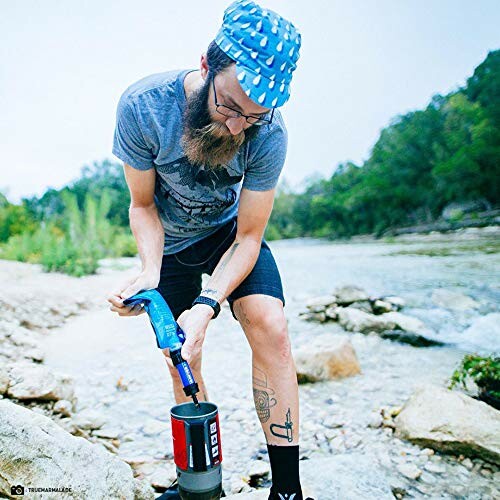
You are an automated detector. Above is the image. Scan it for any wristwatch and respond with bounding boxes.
[192,295,221,319]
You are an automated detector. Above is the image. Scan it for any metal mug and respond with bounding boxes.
[170,402,223,499]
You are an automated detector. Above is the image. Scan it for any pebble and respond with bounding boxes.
[420,448,434,456]
[322,415,345,428]
[424,462,446,474]
[99,438,119,454]
[302,420,318,432]
[382,418,395,429]
[414,483,430,495]
[345,438,362,450]
[247,460,270,480]
[397,463,422,480]
[414,455,429,467]
[329,436,344,451]
[227,409,248,422]
[388,406,402,417]
[402,447,420,456]
[72,410,106,430]
[53,399,73,417]
[121,455,155,467]
[142,420,169,436]
[367,412,382,428]
[480,468,492,478]
[449,484,466,496]
[92,427,120,439]
[324,428,337,440]
[377,452,392,468]
[419,472,437,485]
[135,461,162,476]
[229,476,252,494]
[149,468,177,489]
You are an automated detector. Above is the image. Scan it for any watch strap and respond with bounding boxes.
[192,295,221,319]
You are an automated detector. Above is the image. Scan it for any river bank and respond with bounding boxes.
[1,227,499,498]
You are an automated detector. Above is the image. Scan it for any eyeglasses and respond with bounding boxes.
[212,78,274,126]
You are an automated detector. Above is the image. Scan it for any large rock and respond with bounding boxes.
[431,289,479,310]
[394,385,500,465]
[372,299,394,314]
[346,300,372,313]
[298,311,327,323]
[4,362,74,401]
[334,285,369,305]
[225,454,392,499]
[0,400,154,499]
[378,311,429,335]
[337,308,433,342]
[383,296,405,309]
[294,336,361,383]
[337,307,391,333]
[305,295,337,312]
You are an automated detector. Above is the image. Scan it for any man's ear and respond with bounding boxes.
[200,53,209,80]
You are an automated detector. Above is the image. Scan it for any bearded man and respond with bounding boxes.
[108,1,305,499]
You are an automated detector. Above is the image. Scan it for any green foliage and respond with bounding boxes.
[0,190,137,277]
[466,50,500,128]
[268,50,500,239]
[450,354,500,399]
[432,93,500,203]
[24,160,130,227]
[0,193,38,243]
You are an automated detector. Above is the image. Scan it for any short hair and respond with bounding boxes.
[206,40,235,77]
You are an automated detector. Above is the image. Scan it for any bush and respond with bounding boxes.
[110,231,138,257]
[0,190,136,277]
[450,354,500,409]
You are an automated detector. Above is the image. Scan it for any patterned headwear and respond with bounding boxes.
[214,0,301,109]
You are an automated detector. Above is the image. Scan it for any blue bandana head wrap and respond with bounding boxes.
[214,0,301,109]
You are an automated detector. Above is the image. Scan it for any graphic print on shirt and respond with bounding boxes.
[155,156,243,228]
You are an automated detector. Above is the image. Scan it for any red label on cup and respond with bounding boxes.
[171,416,188,470]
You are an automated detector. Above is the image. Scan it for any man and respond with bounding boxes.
[108,1,306,499]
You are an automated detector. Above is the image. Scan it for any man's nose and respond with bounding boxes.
[225,116,246,135]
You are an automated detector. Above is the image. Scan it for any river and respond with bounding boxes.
[42,227,499,498]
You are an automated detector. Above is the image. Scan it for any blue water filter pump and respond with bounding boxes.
[123,289,200,406]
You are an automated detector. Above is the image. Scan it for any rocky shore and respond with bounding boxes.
[1,230,499,499]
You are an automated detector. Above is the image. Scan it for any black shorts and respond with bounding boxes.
[157,217,285,321]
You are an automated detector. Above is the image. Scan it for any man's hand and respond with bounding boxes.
[107,271,159,317]
[170,304,214,364]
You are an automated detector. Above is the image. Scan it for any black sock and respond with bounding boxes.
[267,444,302,500]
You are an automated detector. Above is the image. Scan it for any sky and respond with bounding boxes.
[1,0,499,202]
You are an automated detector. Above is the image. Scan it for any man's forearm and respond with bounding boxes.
[129,204,164,277]
[200,235,261,304]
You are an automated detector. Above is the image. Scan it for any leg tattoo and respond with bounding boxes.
[270,408,293,442]
[252,366,277,423]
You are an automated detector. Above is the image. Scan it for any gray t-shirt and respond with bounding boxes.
[112,69,287,254]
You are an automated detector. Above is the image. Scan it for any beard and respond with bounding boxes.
[181,76,260,169]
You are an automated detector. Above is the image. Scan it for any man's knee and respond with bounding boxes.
[234,295,291,363]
